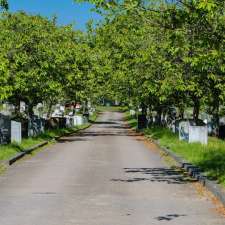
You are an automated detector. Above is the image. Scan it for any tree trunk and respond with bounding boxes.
[14,97,21,117]
[156,107,162,126]
[47,102,53,119]
[212,99,220,136]
[179,106,184,119]
[141,102,147,115]
[72,102,77,116]
[192,98,200,122]
[28,104,34,119]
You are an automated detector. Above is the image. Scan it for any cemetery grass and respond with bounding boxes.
[125,112,225,187]
[0,113,98,161]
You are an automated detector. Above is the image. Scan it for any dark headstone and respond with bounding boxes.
[138,115,148,129]
[28,116,45,137]
[219,125,225,139]
[0,113,11,144]
[45,117,67,130]
[83,112,89,121]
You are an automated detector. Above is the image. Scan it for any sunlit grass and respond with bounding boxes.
[124,111,137,128]
[0,112,98,161]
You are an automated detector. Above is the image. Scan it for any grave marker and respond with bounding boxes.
[11,121,22,143]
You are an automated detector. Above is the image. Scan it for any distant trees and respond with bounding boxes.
[78,0,225,128]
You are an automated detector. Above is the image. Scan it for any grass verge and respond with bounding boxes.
[0,112,98,161]
[124,111,225,187]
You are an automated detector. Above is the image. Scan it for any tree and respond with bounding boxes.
[0,0,8,10]
[0,12,69,117]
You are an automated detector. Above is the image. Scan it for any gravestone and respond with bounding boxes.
[130,110,135,116]
[74,115,83,126]
[179,120,208,144]
[20,101,26,113]
[207,122,214,135]
[137,115,148,129]
[83,112,89,121]
[72,116,77,126]
[219,125,225,139]
[175,120,181,133]
[179,121,189,141]
[0,113,11,144]
[170,119,181,133]
[170,123,175,133]
[83,116,88,124]
[46,117,67,130]
[28,116,45,137]
[189,126,208,144]
[65,116,73,128]
[11,121,22,143]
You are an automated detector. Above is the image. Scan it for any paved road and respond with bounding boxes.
[0,111,224,225]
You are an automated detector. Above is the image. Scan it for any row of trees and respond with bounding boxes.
[80,0,225,131]
[0,11,107,118]
[0,1,225,132]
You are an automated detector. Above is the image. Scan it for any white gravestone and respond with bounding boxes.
[83,116,88,124]
[73,117,77,126]
[11,121,22,144]
[189,126,208,145]
[74,116,83,126]
[179,120,208,145]
[65,116,72,128]
[130,110,135,116]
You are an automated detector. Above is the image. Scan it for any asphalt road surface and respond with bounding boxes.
[0,111,224,225]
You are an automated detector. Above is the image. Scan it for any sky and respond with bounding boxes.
[9,0,102,30]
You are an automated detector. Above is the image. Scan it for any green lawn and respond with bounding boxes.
[124,112,138,128]
[125,111,225,187]
[0,112,98,161]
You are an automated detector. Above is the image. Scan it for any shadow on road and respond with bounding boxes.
[93,121,119,125]
[58,137,89,143]
[95,125,130,129]
[79,131,138,137]
[110,167,197,184]
[155,214,187,221]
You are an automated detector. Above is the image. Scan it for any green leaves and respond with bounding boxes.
[0,0,8,10]
[1,0,224,121]
[0,12,101,116]
[195,0,217,11]
[80,0,225,120]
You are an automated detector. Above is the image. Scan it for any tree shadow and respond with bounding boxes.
[93,121,119,125]
[110,167,197,184]
[99,125,130,129]
[155,214,186,221]
[57,137,88,143]
[79,131,138,137]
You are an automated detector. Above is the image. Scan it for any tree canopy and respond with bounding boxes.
[0,0,225,129]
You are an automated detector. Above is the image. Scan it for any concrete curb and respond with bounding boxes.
[8,141,48,165]
[6,122,94,166]
[152,139,225,208]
